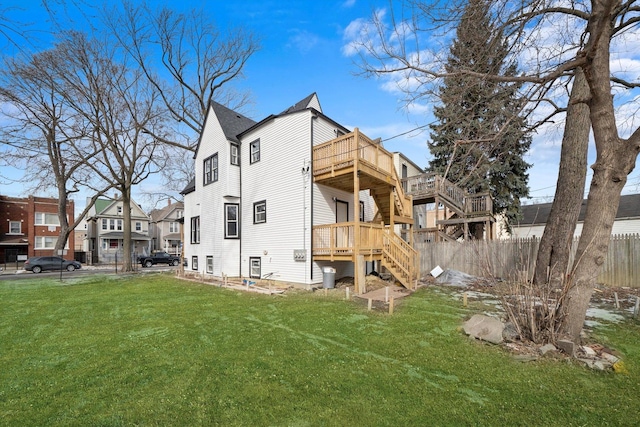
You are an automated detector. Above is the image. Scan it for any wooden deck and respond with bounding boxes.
[402,172,496,241]
[311,129,417,291]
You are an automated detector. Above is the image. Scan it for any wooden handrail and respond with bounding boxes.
[312,129,394,177]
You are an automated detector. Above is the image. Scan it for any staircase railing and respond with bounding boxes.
[382,228,418,289]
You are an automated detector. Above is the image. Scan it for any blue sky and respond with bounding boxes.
[1,0,639,211]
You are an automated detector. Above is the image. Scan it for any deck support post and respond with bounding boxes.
[353,128,362,293]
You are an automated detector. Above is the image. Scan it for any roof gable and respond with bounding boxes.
[279,93,321,115]
[211,101,256,143]
[150,201,184,222]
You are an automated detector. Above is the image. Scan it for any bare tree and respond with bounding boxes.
[0,48,114,254]
[103,2,260,197]
[51,31,167,272]
[352,0,640,342]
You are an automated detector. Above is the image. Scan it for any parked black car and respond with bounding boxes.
[138,252,181,268]
[24,256,82,273]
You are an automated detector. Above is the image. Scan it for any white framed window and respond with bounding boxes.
[117,206,123,215]
[109,219,115,230]
[170,222,179,233]
[250,257,261,278]
[8,221,21,234]
[230,143,239,166]
[135,221,142,231]
[117,219,123,231]
[176,210,183,219]
[102,219,108,230]
[203,153,218,185]
[206,256,213,274]
[225,204,239,238]
[254,200,266,224]
[35,236,57,249]
[35,212,60,226]
[249,139,260,164]
[191,216,200,244]
[192,256,198,271]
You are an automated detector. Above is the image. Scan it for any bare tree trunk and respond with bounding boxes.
[561,0,640,341]
[533,68,590,287]
[121,187,133,272]
[54,182,71,254]
[562,165,630,340]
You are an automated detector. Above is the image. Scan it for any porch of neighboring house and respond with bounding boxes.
[402,173,495,242]
[161,233,182,256]
[98,232,151,264]
[311,128,419,293]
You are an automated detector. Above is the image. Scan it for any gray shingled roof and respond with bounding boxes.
[279,93,316,115]
[520,193,640,225]
[180,178,196,195]
[210,101,256,143]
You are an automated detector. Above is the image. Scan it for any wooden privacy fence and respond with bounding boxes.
[416,234,640,288]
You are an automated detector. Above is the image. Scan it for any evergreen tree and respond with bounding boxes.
[428,0,531,228]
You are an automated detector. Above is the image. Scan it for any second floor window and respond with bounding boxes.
[135,222,142,231]
[191,216,200,244]
[170,222,179,233]
[35,212,59,226]
[102,219,108,230]
[250,139,260,164]
[9,221,21,234]
[254,200,266,224]
[230,143,239,166]
[203,153,218,185]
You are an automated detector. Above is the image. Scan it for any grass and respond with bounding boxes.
[1,274,639,426]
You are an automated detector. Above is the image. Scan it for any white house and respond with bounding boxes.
[511,193,640,238]
[84,196,151,264]
[181,93,418,290]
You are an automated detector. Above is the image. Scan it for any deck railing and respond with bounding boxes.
[403,172,493,215]
[313,129,394,178]
[312,222,384,256]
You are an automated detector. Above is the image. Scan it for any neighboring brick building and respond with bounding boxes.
[0,195,75,264]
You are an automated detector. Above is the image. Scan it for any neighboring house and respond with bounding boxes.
[181,93,418,291]
[149,200,184,255]
[84,196,151,264]
[511,193,640,238]
[0,195,75,264]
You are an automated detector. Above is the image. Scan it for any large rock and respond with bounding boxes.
[463,314,504,344]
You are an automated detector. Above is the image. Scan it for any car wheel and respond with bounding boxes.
[172,259,179,266]
[32,266,42,273]
[145,260,153,268]
[66,264,76,272]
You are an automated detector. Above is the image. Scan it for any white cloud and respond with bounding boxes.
[341,0,356,8]
[341,8,386,57]
[287,29,320,54]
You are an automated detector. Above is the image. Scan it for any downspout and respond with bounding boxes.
[238,140,243,278]
[310,113,317,282]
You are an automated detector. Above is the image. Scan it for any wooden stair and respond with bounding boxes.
[381,228,418,289]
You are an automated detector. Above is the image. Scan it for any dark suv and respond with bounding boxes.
[24,256,82,273]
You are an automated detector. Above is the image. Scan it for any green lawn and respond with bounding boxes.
[1,274,639,426]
